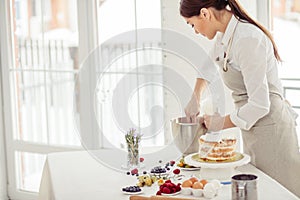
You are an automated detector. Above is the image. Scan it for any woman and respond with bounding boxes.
[181,0,300,197]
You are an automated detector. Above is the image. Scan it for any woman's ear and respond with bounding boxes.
[200,8,210,19]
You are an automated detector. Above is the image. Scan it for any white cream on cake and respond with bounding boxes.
[199,134,237,161]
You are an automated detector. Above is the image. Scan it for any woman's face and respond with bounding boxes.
[184,8,218,40]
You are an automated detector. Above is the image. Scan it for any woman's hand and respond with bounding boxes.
[185,78,207,123]
[203,113,225,131]
[185,94,200,123]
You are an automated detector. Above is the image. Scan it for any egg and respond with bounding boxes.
[189,177,198,183]
[203,188,215,199]
[210,179,221,190]
[192,181,204,189]
[200,179,208,187]
[182,180,193,188]
[203,183,217,198]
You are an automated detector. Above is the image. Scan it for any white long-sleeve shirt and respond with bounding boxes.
[210,16,283,130]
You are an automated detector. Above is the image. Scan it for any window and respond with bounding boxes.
[95,0,164,148]
[1,0,165,199]
[1,0,81,199]
[271,0,300,147]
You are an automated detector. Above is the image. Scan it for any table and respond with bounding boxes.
[38,148,299,200]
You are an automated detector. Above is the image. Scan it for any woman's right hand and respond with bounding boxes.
[185,94,200,123]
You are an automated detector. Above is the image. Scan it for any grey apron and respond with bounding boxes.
[215,35,300,197]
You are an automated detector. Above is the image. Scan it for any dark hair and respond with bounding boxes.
[180,0,281,61]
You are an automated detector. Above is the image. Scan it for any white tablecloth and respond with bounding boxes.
[38,149,299,200]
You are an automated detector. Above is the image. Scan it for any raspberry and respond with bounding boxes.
[165,180,171,184]
[172,188,177,193]
[140,157,144,162]
[165,183,173,188]
[131,168,138,175]
[170,160,176,166]
[162,187,171,194]
[156,191,162,195]
[173,168,180,175]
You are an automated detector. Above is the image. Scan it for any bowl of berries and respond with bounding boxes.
[156,180,181,196]
[122,186,143,195]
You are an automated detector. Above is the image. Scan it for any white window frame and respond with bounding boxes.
[0,0,99,199]
[255,0,271,28]
[0,53,8,200]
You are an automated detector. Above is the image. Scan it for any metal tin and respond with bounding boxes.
[232,174,258,200]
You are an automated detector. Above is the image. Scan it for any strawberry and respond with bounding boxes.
[139,157,144,162]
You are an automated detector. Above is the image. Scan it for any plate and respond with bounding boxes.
[161,191,181,196]
[192,152,244,163]
[177,166,201,171]
[122,186,143,195]
[149,172,169,176]
[122,190,143,195]
[184,152,250,169]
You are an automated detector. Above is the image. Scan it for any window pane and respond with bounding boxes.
[97,0,136,43]
[96,0,164,147]
[10,71,80,146]
[272,0,300,76]
[11,0,80,146]
[15,151,46,192]
[272,0,300,147]
[95,48,164,146]
[10,71,48,143]
[136,0,161,29]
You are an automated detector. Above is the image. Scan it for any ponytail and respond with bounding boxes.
[227,0,281,61]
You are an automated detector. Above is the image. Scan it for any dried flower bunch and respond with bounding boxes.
[125,128,142,147]
[125,128,142,167]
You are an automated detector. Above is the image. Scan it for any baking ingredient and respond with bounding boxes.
[203,182,217,198]
[156,180,181,195]
[200,179,208,187]
[192,181,203,189]
[189,177,198,183]
[182,180,193,188]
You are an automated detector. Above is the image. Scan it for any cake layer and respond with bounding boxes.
[198,137,237,161]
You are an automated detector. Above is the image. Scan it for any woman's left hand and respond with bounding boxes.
[203,113,225,131]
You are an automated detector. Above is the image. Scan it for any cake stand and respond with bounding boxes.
[184,153,250,181]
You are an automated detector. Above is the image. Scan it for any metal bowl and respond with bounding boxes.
[170,117,207,156]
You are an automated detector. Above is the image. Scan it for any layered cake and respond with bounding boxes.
[198,135,237,161]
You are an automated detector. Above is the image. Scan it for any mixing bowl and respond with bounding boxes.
[170,117,207,156]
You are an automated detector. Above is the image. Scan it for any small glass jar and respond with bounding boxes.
[127,143,140,168]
